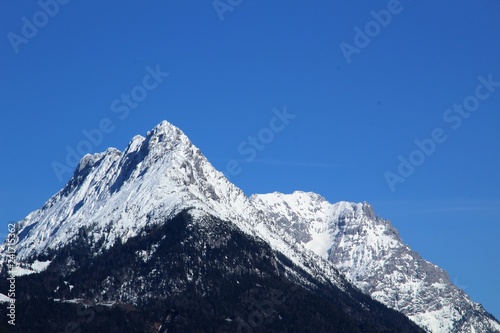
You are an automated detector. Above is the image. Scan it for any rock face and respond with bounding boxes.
[251,192,500,333]
[1,120,499,333]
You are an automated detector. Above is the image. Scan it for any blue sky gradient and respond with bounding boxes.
[1,0,499,319]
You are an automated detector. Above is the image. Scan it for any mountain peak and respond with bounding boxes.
[124,135,145,154]
[147,119,185,143]
[5,120,247,260]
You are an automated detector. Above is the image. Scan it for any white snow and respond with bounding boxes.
[0,293,12,303]
[9,259,52,277]
[31,260,51,272]
[10,266,35,277]
[489,319,500,331]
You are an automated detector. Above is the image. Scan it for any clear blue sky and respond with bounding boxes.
[1,0,499,319]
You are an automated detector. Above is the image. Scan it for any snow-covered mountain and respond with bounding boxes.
[4,121,346,291]
[251,192,500,333]
[1,120,499,333]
